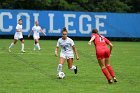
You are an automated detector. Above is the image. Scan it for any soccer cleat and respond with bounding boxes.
[9,48,11,52]
[33,48,36,50]
[113,77,117,82]
[74,66,78,74]
[21,50,26,53]
[108,79,113,84]
[38,48,41,51]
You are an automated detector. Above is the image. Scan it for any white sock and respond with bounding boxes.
[57,64,63,73]
[37,43,40,50]
[21,43,24,51]
[34,44,37,49]
[9,43,14,49]
[70,65,76,71]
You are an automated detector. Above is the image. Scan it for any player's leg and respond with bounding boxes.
[105,58,117,82]
[9,39,17,48]
[104,49,117,82]
[35,39,40,50]
[98,59,112,84]
[57,57,65,73]
[20,38,25,52]
[67,58,77,74]
[34,39,38,50]
[9,39,17,52]
[37,39,41,50]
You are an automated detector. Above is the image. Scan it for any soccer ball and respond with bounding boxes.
[57,72,65,79]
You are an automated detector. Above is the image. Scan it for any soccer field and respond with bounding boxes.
[0,39,139,93]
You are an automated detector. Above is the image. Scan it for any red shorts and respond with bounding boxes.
[96,48,110,60]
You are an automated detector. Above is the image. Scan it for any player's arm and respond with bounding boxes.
[55,47,59,57]
[88,35,95,45]
[55,40,60,57]
[104,37,113,54]
[16,25,22,32]
[72,45,79,60]
[108,42,113,54]
[28,30,33,38]
[40,28,46,36]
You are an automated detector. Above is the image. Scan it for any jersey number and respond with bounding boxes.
[63,45,68,51]
[99,37,105,42]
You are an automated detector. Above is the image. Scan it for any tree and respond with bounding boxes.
[91,0,130,12]
[0,0,139,13]
[125,0,140,13]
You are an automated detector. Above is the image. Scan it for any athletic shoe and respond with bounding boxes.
[113,77,117,82]
[21,50,26,53]
[9,48,11,52]
[33,48,36,50]
[108,79,113,84]
[74,66,78,74]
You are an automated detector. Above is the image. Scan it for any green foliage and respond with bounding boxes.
[93,0,130,12]
[0,0,139,13]
[126,0,140,13]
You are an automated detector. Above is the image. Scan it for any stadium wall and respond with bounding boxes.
[0,9,140,41]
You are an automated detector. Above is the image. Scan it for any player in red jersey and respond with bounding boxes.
[88,28,117,84]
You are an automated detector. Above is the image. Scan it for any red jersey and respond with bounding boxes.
[92,34,111,59]
[92,34,110,49]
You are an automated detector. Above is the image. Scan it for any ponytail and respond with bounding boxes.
[98,33,103,40]
[92,28,103,40]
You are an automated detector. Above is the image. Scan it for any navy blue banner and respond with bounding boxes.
[0,9,140,38]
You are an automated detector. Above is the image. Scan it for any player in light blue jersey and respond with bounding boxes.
[55,27,79,77]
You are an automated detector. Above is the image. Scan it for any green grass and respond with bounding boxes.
[0,39,140,93]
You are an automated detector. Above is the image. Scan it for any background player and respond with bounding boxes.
[55,27,79,77]
[28,21,46,50]
[88,28,117,84]
[9,19,25,53]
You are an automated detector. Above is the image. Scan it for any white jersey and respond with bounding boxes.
[14,24,23,40]
[57,37,74,54]
[32,25,41,39]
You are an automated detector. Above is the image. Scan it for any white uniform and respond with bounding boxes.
[32,25,41,40]
[14,24,23,40]
[57,37,75,59]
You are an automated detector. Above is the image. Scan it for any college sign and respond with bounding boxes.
[0,9,140,38]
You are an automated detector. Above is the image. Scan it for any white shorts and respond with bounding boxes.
[14,33,23,40]
[60,52,74,59]
[33,35,40,40]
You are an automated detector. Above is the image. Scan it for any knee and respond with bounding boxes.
[99,63,106,69]
[21,40,24,43]
[35,40,38,44]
